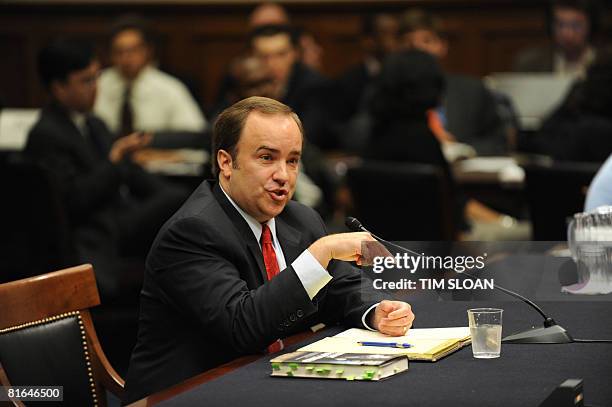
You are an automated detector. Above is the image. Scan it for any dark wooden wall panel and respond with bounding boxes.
[0,34,29,107]
[0,1,608,109]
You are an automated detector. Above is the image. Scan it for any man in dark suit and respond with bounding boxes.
[249,24,333,149]
[332,12,399,152]
[25,38,187,299]
[513,0,600,76]
[123,96,415,403]
[399,9,508,156]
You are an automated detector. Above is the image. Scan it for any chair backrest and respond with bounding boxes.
[0,264,124,406]
[0,152,76,282]
[523,160,601,241]
[346,160,456,241]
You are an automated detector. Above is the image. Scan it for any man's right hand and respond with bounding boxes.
[108,132,152,164]
[307,232,376,269]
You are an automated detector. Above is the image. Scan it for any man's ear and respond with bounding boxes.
[50,80,67,103]
[439,38,449,59]
[217,149,233,179]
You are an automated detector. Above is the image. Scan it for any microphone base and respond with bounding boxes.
[502,324,573,344]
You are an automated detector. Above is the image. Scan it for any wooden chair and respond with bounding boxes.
[0,264,124,406]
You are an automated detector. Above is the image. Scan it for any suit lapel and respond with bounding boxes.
[212,183,267,283]
[276,215,303,265]
[46,104,101,165]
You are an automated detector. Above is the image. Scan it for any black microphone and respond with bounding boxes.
[345,217,573,344]
[345,217,367,233]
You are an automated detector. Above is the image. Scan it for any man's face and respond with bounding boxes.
[553,6,590,57]
[252,33,297,87]
[219,111,302,223]
[373,14,399,57]
[236,57,277,99]
[52,60,100,112]
[111,29,150,80]
[401,29,448,59]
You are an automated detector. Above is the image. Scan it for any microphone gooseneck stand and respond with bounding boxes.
[345,217,574,344]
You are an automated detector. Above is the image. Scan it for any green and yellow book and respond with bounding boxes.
[270,351,408,381]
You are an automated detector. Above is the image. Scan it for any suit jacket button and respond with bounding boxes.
[296,309,304,318]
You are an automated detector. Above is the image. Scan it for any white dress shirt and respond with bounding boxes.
[94,65,207,134]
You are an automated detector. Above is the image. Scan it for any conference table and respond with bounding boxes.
[128,296,612,407]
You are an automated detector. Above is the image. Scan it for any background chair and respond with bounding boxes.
[346,160,456,241]
[522,159,601,241]
[0,264,124,406]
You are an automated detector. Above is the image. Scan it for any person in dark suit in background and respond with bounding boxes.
[332,12,399,152]
[531,49,612,162]
[335,13,399,122]
[123,96,414,403]
[248,24,338,217]
[25,38,187,300]
[249,24,332,149]
[365,50,510,236]
[513,0,601,77]
[248,2,324,72]
[399,9,509,157]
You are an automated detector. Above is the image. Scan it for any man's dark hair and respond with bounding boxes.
[399,8,446,37]
[37,38,95,89]
[369,50,445,121]
[249,24,300,48]
[212,96,303,177]
[547,0,603,39]
[361,13,394,37]
[109,14,154,46]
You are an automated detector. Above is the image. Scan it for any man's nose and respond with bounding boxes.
[273,162,289,184]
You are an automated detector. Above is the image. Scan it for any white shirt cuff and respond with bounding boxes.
[292,250,333,300]
[361,302,379,331]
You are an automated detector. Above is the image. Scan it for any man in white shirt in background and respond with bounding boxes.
[94,15,207,137]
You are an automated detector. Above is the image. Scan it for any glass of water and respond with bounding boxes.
[468,308,503,359]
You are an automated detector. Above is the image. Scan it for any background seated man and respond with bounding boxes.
[123,96,414,403]
[513,0,601,77]
[331,12,399,153]
[94,15,207,137]
[25,38,188,300]
[249,24,333,150]
[248,2,323,71]
[399,8,509,157]
[529,50,612,163]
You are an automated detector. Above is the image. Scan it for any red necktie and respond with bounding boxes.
[261,224,280,281]
[261,223,284,353]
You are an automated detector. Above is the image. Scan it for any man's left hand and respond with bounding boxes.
[371,300,415,336]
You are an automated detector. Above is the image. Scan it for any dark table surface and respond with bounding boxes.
[156,300,612,407]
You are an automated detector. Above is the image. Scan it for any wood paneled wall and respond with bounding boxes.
[0,1,608,109]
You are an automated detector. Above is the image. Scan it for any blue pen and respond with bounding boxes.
[358,341,412,348]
